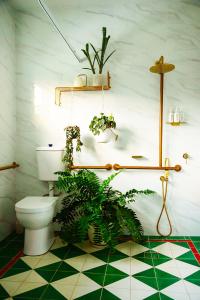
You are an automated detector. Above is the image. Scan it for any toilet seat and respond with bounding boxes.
[15,196,57,213]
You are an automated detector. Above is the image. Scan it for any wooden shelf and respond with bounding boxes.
[55,72,111,106]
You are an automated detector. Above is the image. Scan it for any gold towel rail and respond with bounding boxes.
[0,162,19,171]
[113,164,181,172]
[70,164,112,170]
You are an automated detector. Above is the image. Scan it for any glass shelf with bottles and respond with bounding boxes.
[166,107,186,126]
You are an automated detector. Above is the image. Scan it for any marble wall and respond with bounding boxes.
[0,0,16,241]
[14,0,200,235]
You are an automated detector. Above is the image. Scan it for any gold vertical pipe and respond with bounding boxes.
[159,72,164,167]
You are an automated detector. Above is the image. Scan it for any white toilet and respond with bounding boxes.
[15,146,64,256]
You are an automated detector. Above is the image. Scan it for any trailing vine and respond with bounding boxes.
[63,126,83,169]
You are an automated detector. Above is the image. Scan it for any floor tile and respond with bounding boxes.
[106,277,156,299]
[64,245,86,260]
[50,246,69,260]
[184,270,200,286]
[75,287,120,299]
[156,258,199,278]
[183,279,200,296]
[1,261,31,279]
[40,284,67,300]
[20,256,41,269]
[35,253,61,268]
[72,282,100,298]
[0,256,14,269]
[0,281,22,297]
[143,241,166,249]
[1,235,200,299]
[161,280,189,300]
[50,273,80,298]
[133,250,171,267]
[64,254,87,271]
[75,288,102,300]
[153,242,190,258]
[82,254,106,271]
[144,292,173,299]
[176,251,200,267]
[0,271,31,283]
[0,284,10,299]
[13,284,48,299]
[50,237,68,250]
[115,241,149,256]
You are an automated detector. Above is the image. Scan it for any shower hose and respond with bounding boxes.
[156,171,173,237]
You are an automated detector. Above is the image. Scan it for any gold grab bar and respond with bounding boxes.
[0,162,19,171]
[71,164,112,170]
[113,164,181,172]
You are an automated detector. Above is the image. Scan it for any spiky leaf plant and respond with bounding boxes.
[54,170,154,247]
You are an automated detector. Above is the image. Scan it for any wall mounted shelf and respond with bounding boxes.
[55,72,111,106]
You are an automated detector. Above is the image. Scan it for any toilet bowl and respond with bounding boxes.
[15,196,58,255]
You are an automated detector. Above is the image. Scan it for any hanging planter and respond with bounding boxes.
[89,113,118,143]
[95,128,116,143]
[63,126,83,169]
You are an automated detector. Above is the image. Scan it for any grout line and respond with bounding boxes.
[0,249,23,278]
[100,248,111,300]
[147,237,162,300]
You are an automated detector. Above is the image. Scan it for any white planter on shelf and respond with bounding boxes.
[91,74,106,86]
[95,128,117,143]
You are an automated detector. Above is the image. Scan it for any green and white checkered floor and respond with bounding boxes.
[0,234,200,300]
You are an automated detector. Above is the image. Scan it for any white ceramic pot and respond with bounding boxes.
[95,128,115,143]
[91,74,106,86]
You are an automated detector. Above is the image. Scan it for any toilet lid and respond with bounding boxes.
[15,196,58,213]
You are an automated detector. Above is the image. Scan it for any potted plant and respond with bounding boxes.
[89,112,117,143]
[63,126,83,169]
[81,27,116,86]
[53,170,154,247]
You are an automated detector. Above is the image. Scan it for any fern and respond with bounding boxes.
[54,169,154,246]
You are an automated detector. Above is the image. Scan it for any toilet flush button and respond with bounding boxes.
[48,144,53,147]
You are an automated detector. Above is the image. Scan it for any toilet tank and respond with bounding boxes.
[36,146,65,181]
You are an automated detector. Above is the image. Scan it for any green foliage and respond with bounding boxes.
[82,27,116,74]
[63,126,83,169]
[89,112,116,135]
[81,43,96,74]
[54,170,154,247]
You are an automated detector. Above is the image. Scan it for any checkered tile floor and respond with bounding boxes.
[0,234,200,300]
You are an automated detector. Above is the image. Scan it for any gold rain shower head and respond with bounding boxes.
[149,56,175,74]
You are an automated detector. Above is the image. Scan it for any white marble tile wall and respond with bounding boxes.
[0,0,16,241]
[14,0,200,235]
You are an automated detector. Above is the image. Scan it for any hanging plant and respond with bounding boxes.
[89,113,116,135]
[63,126,83,169]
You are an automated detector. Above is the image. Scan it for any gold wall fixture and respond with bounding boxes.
[131,155,144,159]
[0,162,19,171]
[113,164,181,172]
[71,164,112,170]
[69,164,181,172]
[149,56,175,167]
[55,72,111,106]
